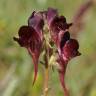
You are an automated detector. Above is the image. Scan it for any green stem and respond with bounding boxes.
[43,67,49,96]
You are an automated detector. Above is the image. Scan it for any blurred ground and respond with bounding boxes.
[0,0,96,96]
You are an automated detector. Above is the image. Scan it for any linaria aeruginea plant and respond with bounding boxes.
[14,8,81,96]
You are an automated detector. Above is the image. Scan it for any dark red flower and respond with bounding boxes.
[14,12,44,84]
[46,8,81,92]
[47,8,72,47]
[58,33,81,92]
[14,8,81,95]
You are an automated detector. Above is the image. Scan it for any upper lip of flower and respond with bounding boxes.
[47,8,58,26]
[46,8,72,32]
[28,11,44,31]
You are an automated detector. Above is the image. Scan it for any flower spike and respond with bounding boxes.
[14,8,81,95]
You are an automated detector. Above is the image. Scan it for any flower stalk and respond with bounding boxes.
[43,36,50,96]
[43,67,49,96]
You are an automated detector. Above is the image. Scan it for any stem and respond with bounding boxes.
[43,35,50,96]
[43,67,49,96]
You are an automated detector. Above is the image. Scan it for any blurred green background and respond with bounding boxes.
[0,0,96,96]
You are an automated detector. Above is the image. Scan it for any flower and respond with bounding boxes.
[46,8,81,92]
[58,35,81,90]
[14,12,44,85]
[47,8,72,48]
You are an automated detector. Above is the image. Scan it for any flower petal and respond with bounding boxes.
[60,31,70,49]
[13,37,24,47]
[50,16,72,33]
[47,8,58,26]
[28,47,40,85]
[18,26,33,38]
[57,56,68,91]
[28,12,44,33]
[63,39,81,59]
[14,26,37,47]
[49,15,72,47]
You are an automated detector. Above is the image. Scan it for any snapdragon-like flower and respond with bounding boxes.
[58,36,81,91]
[14,12,44,84]
[47,8,72,47]
[46,8,81,92]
